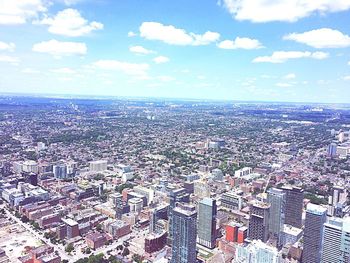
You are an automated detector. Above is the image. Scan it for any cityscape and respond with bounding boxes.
[1,0,350,263]
[0,97,349,263]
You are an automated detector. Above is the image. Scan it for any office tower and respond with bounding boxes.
[53,163,67,179]
[302,204,327,263]
[328,186,347,217]
[248,201,270,242]
[327,142,338,157]
[171,203,197,263]
[322,218,343,263]
[197,197,217,248]
[281,186,303,228]
[167,187,190,246]
[235,240,282,263]
[267,188,285,246]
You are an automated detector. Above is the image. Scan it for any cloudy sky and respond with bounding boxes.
[0,0,350,103]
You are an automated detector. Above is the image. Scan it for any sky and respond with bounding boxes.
[0,0,350,103]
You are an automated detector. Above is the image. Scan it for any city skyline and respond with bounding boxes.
[1,0,350,103]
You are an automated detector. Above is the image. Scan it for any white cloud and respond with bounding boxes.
[51,67,76,74]
[276,82,293,87]
[139,22,220,46]
[157,75,175,82]
[284,73,296,79]
[153,56,169,64]
[128,31,137,37]
[37,9,103,37]
[0,55,20,64]
[218,37,263,49]
[0,41,15,51]
[312,51,329,60]
[284,28,350,48]
[0,0,47,25]
[253,51,329,63]
[129,45,154,55]
[22,68,39,74]
[92,60,150,79]
[221,0,350,22]
[348,61,350,65]
[343,76,350,81]
[32,39,87,57]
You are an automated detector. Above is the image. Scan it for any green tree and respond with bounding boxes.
[65,243,74,253]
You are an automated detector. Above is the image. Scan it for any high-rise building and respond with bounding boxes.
[281,186,303,228]
[321,217,350,263]
[327,142,338,157]
[302,204,327,263]
[53,163,68,179]
[322,217,343,263]
[171,203,197,263]
[248,201,270,242]
[328,186,347,217]
[197,197,217,248]
[340,217,350,262]
[267,188,285,245]
[167,187,190,246]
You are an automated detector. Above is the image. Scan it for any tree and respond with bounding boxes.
[65,243,74,253]
[96,223,102,232]
[132,254,143,263]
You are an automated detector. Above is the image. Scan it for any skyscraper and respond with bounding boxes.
[167,187,190,245]
[322,217,343,263]
[171,203,197,263]
[328,185,347,217]
[197,197,217,248]
[267,188,285,246]
[302,204,327,263]
[281,185,303,228]
[248,201,270,242]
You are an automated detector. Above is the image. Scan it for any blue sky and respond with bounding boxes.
[0,0,350,103]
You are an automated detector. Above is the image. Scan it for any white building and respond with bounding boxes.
[89,160,108,172]
[235,167,253,178]
[133,185,154,205]
[234,240,281,263]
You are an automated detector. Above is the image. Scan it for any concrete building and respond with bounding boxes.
[171,203,197,263]
[234,240,281,263]
[197,197,217,249]
[248,201,270,242]
[281,186,303,228]
[89,160,107,172]
[167,187,190,246]
[53,164,68,179]
[221,191,243,211]
[281,224,303,246]
[267,188,285,245]
[302,204,327,263]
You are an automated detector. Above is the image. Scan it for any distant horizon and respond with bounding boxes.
[1,1,350,104]
[1,91,350,107]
